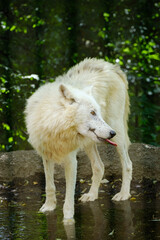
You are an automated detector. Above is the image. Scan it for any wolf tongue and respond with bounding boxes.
[105,139,117,147]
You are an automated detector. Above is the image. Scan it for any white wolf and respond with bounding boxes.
[25,58,132,223]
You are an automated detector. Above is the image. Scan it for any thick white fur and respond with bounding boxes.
[25,58,132,223]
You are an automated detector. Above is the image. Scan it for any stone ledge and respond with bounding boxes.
[0,143,159,182]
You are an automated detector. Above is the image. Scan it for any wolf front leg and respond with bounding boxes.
[40,158,57,212]
[63,151,77,224]
[80,144,104,202]
[112,141,132,201]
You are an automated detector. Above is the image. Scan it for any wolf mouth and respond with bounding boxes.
[98,136,117,146]
[97,136,107,142]
[89,128,105,142]
[89,128,117,146]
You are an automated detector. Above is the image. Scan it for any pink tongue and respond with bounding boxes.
[105,139,117,147]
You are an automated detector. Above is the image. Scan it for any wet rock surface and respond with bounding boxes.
[0,143,159,182]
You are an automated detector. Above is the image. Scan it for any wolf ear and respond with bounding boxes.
[84,86,93,96]
[59,84,76,104]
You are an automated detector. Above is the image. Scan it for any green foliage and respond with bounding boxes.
[100,1,160,145]
[0,0,159,151]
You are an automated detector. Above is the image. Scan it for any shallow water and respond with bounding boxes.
[0,179,160,240]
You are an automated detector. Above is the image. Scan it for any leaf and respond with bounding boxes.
[8,137,13,143]
[23,180,29,186]
[123,47,130,53]
[10,25,16,31]
[23,28,27,34]
[149,54,160,61]
[130,197,136,201]
[103,12,110,22]
[2,123,10,131]
[33,181,38,185]
[81,188,87,194]
[101,179,109,184]
[41,194,46,197]
[21,203,26,206]
[80,179,85,184]
[141,50,148,54]
[108,229,115,236]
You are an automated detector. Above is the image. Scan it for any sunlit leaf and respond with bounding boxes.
[141,50,148,54]
[149,54,160,61]
[2,123,10,131]
[8,137,13,143]
[103,12,110,22]
[10,25,16,31]
[123,47,130,53]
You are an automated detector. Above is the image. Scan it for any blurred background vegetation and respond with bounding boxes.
[0,0,160,151]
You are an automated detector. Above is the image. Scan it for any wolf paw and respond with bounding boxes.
[79,192,98,202]
[39,201,56,213]
[112,192,131,201]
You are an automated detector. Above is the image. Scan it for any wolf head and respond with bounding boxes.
[59,84,116,144]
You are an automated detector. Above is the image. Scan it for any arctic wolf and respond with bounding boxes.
[25,58,132,223]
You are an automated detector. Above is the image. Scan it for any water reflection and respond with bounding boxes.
[89,201,106,240]
[112,200,134,239]
[44,197,134,240]
[1,180,160,239]
[64,222,76,240]
[45,211,76,240]
[45,212,57,240]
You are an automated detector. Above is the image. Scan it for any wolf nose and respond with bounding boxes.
[110,130,116,138]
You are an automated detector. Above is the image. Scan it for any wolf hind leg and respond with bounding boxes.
[112,126,132,201]
[40,158,56,213]
[112,144,132,201]
[80,143,104,202]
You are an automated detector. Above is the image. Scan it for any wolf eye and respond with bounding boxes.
[90,111,96,116]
